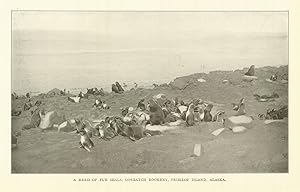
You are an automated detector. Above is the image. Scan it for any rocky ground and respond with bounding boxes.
[11,65,288,173]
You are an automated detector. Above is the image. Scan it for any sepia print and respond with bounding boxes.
[11,11,288,173]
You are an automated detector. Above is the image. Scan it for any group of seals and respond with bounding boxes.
[94,99,110,109]
[258,105,288,120]
[86,88,105,96]
[112,82,124,94]
[253,92,279,102]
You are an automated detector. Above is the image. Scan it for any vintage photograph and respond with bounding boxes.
[11,11,288,173]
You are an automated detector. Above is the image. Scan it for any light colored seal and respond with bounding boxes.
[79,130,94,152]
[186,103,195,126]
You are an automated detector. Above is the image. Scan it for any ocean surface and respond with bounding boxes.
[12,30,288,95]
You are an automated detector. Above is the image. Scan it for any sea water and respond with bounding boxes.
[12,30,288,95]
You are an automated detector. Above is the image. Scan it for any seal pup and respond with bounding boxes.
[270,72,278,81]
[203,104,213,122]
[212,110,225,122]
[78,91,84,98]
[11,109,22,116]
[148,99,165,125]
[153,83,159,88]
[75,119,96,138]
[24,100,33,111]
[236,101,246,116]
[245,65,255,76]
[137,99,146,111]
[94,99,102,108]
[12,134,18,149]
[112,84,119,93]
[186,103,195,126]
[68,96,81,103]
[34,100,42,107]
[101,101,110,109]
[232,98,244,111]
[79,130,94,152]
[115,82,124,92]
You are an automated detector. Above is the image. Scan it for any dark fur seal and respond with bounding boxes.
[148,99,165,125]
[203,104,213,122]
[34,100,42,107]
[245,65,255,76]
[115,82,124,92]
[137,99,146,111]
[112,84,119,93]
[270,72,278,81]
[23,100,33,111]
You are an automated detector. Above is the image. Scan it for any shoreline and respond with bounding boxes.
[11,64,287,96]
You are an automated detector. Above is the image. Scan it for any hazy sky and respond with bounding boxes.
[12,12,288,94]
[12,11,288,35]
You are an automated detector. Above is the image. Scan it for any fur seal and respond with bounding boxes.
[245,65,255,76]
[24,100,33,111]
[232,98,246,115]
[26,93,30,98]
[112,84,119,93]
[253,93,279,102]
[12,134,18,148]
[194,106,200,122]
[198,107,205,121]
[270,72,278,81]
[34,100,42,107]
[11,109,22,116]
[78,91,84,98]
[232,98,244,111]
[94,99,102,108]
[203,104,213,122]
[115,82,124,92]
[137,99,146,111]
[68,96,81,103]
[236,102,246,116]
[212,110,225,122]
[39,110,66,130]
[186,103,195,126]
[134,82,138,88]
[79,130,94,152]
[148,99,165,125]
[96,121,118,141]
[75,119,98,138]
[101,101,110,109]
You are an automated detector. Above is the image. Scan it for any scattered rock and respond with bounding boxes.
[211,128,226,136]
[179,156,196,164]
[228,115,253,124]
[192,144,202,157]
[231,126,247,133]
[197,78,206,83]
[243,75,258,82]
[264,119,286,124]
